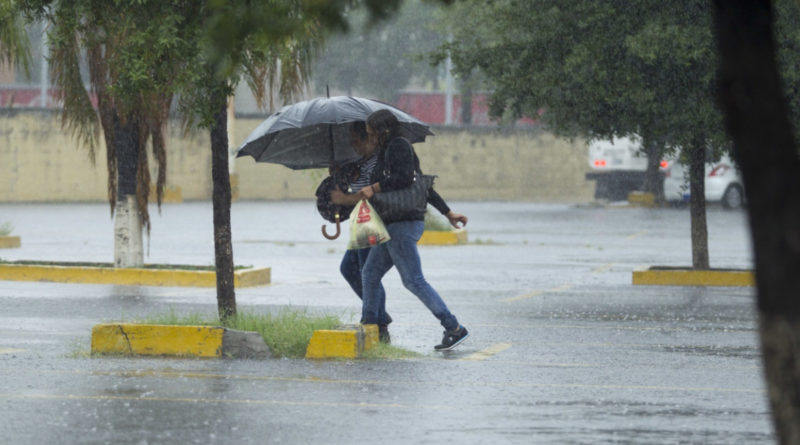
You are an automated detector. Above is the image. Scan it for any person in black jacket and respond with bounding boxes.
[356,109,470,351]
[331,120,466,345]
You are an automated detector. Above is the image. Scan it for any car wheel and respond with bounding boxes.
[722,184,744,209]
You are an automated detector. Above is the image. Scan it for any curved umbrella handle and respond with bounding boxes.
[322,214,341,240]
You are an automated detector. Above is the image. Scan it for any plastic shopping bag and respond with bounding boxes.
[347,200,391,250]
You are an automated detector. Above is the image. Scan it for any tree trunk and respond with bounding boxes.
[210,95,236,321]
[642,136,665,205]
[113,116,143,268]
[714,2,800,444]
[688,139,709,270]
[460,74,473,127]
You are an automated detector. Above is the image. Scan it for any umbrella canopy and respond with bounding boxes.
[235,96,433,170]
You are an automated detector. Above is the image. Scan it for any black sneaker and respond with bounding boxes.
[434,326,469,351]
[378,325,391,344]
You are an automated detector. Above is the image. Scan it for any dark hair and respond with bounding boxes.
[367,109,399,148]
[349,121,368,141]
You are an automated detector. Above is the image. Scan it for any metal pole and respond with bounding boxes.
[445,54,453,126]
[40,22,49,108]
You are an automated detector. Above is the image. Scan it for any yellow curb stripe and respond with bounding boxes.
[626,230,649,240]
[502,284,572,302]
[305,324,378,359]
[0,393,451,410]
[0,264,270,288]
[91,324,224,357]
[0,348,25,354]
[418,229,467,245]
[592,263,614,273]
[633,268,754,287]
[0,236,21,248]
[462,342,512,361]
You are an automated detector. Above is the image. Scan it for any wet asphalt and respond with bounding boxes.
[0,201,771,444]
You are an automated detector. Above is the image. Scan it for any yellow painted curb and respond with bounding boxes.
[0,264,270,287]
[0,236,21,249]
[418,229,468,246]
[91,323,269,358]
[628,192,656,208]
[305,324,378,359]
[633,267,754,287]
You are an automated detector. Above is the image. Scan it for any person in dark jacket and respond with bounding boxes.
[356,109,470,351]
[331,120,465,345]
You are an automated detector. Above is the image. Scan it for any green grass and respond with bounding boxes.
[0,222,12,236]
[137,308,340,358]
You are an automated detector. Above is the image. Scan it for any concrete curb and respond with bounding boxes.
[0,264,270,287]
[627,192,656,208]
[91,324,270,359]
[0,236,21,249]
[418,229,468,246]
[633,267,754,287]
[305,324,379,359]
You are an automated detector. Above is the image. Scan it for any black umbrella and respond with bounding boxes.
[236,95,433,239]
[235,96,433,170]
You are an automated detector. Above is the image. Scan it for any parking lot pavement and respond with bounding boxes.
[0,201,771,444]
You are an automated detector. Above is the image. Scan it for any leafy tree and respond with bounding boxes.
[0,0,31,75]
[22,0,195,268]
[714,1,800,443]
[437,0,800,269]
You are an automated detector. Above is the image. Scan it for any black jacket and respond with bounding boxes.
[370,137,450,221]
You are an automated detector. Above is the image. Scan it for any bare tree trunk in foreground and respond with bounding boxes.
[714,2,800,443]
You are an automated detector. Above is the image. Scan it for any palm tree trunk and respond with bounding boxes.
[688,139,709,270]
[714,2,800,443]
[210,94,236,320]
[113,116,143,268]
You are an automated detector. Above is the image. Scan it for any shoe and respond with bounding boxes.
[434,326,469,351]
[378,325,391,344]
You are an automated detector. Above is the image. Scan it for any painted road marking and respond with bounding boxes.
[462,342,512,361]
[626,230,648,240]
[31,369,760,394]
[592,263,614,273]
[502,284,572,303]
[0,348,25,354]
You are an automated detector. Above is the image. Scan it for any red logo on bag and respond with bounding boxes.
[368,235,377,245]
[357,202,371,223]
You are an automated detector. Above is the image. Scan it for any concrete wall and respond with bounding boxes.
[0,110,594,202]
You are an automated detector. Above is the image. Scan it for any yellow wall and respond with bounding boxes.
[0,111,593,202]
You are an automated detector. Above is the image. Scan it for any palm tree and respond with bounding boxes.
[0,0,31,78]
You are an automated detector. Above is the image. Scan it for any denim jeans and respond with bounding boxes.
[361,220,459,331]
[340,247,391,325]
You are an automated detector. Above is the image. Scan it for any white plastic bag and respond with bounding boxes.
[347,200,391,250]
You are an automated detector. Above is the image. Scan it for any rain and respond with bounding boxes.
[2,1,799,444]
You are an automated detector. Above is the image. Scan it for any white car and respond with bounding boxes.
[662,155,745,209]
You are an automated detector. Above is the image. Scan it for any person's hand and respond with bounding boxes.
[446,211,468,228]
[358,184,375,200]
[330,187,347,204]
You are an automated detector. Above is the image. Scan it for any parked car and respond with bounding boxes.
[662,154,745,209]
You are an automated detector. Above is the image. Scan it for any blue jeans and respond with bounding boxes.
[340,248,391,325]
[361,220,459,331]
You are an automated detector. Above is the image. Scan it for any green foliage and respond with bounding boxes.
[0,0,31,76]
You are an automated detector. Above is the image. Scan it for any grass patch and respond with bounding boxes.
[0,222,12,236]
[136,308,340,358]
[361,342,422,360]
[0,259,252,271]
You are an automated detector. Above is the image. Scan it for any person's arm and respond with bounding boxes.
[428,188,467,228]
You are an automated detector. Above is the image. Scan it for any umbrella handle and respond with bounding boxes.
[322,214,341,240]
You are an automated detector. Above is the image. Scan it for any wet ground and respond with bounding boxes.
[0,201,771,444]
